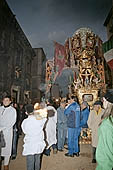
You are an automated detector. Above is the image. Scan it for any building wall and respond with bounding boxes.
[106,15,113,39]
[31,48,46,103]
[103,4,113,88]
[104,7,113,40]
[0,0,35,103]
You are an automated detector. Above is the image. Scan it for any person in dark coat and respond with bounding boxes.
[18,103,26,135]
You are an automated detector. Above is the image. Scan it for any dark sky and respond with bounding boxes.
[7,0,112,59]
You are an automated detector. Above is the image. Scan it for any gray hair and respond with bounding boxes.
[81,101,89,108]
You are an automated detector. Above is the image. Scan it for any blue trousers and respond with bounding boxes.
[57,127,67,150]
[68,127,80,155]
[26,154,41,170]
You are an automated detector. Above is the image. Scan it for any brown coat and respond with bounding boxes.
[87,108,104,147]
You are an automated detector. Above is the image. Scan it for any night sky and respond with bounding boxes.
[7,0,112,59]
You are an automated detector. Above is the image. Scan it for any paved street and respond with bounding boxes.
[3,135,97,170]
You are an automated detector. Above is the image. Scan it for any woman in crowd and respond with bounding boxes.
[96,89,113,170]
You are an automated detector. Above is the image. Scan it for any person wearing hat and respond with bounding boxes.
[96,89,113,170]
[21,104,47,170]
[87,100,104,163]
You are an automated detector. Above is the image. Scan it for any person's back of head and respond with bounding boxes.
[40,102,46,109]
[70,95,79,104]
[25,104,34,115]
[60,98,66,108]
[81,101,89,110]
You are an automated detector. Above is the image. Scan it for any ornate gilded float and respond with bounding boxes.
[68,28,106,106]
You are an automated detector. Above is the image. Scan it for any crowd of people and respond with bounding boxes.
[0,89,113,170]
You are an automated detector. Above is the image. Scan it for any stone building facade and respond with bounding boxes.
[31,48,46,103]
[0,0,35,103]
[104,6,113,39]
[103,4,113,88]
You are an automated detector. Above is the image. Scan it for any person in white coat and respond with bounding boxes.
[0,95,17,170]
[21,104,47,170]
[44,102,57,156]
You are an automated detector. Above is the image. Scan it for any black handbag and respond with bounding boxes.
[0,131,5,148]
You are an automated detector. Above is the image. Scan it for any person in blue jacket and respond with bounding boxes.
[80,101,90,128]
[64,96,81,157]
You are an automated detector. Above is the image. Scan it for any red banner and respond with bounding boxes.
[54,42,66,76]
